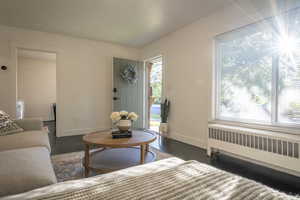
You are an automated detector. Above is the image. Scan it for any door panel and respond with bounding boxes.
[113,57,144,129]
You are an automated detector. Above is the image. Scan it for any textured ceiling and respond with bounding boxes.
[0,0,230,47]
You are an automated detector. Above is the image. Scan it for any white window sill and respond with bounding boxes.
[209,119,300,136]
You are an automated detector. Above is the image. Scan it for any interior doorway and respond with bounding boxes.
[16,48,57,124]
[146,56,163,132]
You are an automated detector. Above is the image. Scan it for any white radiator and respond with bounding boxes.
[207,124,300,177]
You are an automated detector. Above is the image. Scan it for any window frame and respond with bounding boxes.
[214,14,300,129]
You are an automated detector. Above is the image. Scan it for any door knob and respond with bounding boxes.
[113,97,119,100]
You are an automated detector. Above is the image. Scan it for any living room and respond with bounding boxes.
[0,0,300,199]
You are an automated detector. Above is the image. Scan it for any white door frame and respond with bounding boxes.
[13,46,58,132]
[143,55,165,130]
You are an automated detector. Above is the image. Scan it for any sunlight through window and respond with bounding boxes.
[277,34,298,56]
[215,8,300,126]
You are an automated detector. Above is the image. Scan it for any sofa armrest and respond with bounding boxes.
[14,118,44,131]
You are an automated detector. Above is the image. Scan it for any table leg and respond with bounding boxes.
[140,144,146,164]
[84,144,90,177]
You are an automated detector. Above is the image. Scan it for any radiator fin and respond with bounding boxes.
[208,128,299,159]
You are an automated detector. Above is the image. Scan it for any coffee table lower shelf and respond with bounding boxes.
[83,147,156,176]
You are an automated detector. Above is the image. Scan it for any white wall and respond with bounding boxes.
[0,25,139,137]
[17,56,56,121]
[141,0,300,149]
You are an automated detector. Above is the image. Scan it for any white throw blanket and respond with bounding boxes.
[2,158,299,200]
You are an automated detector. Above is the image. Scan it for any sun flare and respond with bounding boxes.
[277,34,298,55]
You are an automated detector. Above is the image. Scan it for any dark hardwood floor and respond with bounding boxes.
[44,121,300,195]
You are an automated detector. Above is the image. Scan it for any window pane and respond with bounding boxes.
[278,55,300,124]
[277,12,300,124]
[217,27,273,122]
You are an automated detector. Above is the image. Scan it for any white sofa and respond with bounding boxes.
[0,119,57,197]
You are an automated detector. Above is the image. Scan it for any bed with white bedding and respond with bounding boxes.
[2,157,299,200]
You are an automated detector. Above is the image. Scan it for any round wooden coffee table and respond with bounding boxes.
[82,130,156,177]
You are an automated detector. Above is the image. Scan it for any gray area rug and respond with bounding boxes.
[51,147,173,182]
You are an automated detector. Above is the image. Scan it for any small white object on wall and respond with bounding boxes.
[16,100,24,119]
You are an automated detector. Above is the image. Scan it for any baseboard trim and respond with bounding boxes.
[59,129,208,150]
[168,132,207,149]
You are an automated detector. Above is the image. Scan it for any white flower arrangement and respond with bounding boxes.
[110,112,121,122]
[110,110,138,122]
[120,111,128,117]
[128,112,138,121]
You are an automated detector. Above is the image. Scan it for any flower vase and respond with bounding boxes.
[117,120,132,132]
[159,122,168,136]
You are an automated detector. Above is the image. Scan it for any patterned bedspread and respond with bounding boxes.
[2,158,299,200]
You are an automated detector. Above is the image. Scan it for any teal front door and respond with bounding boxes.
[113,57,144,129]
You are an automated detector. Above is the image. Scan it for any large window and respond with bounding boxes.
[215,9,300,127]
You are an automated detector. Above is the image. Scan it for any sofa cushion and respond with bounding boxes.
[0,111,23,136]
[14,118,43,131]
[0,130,51,152]
[0,147,57,197]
